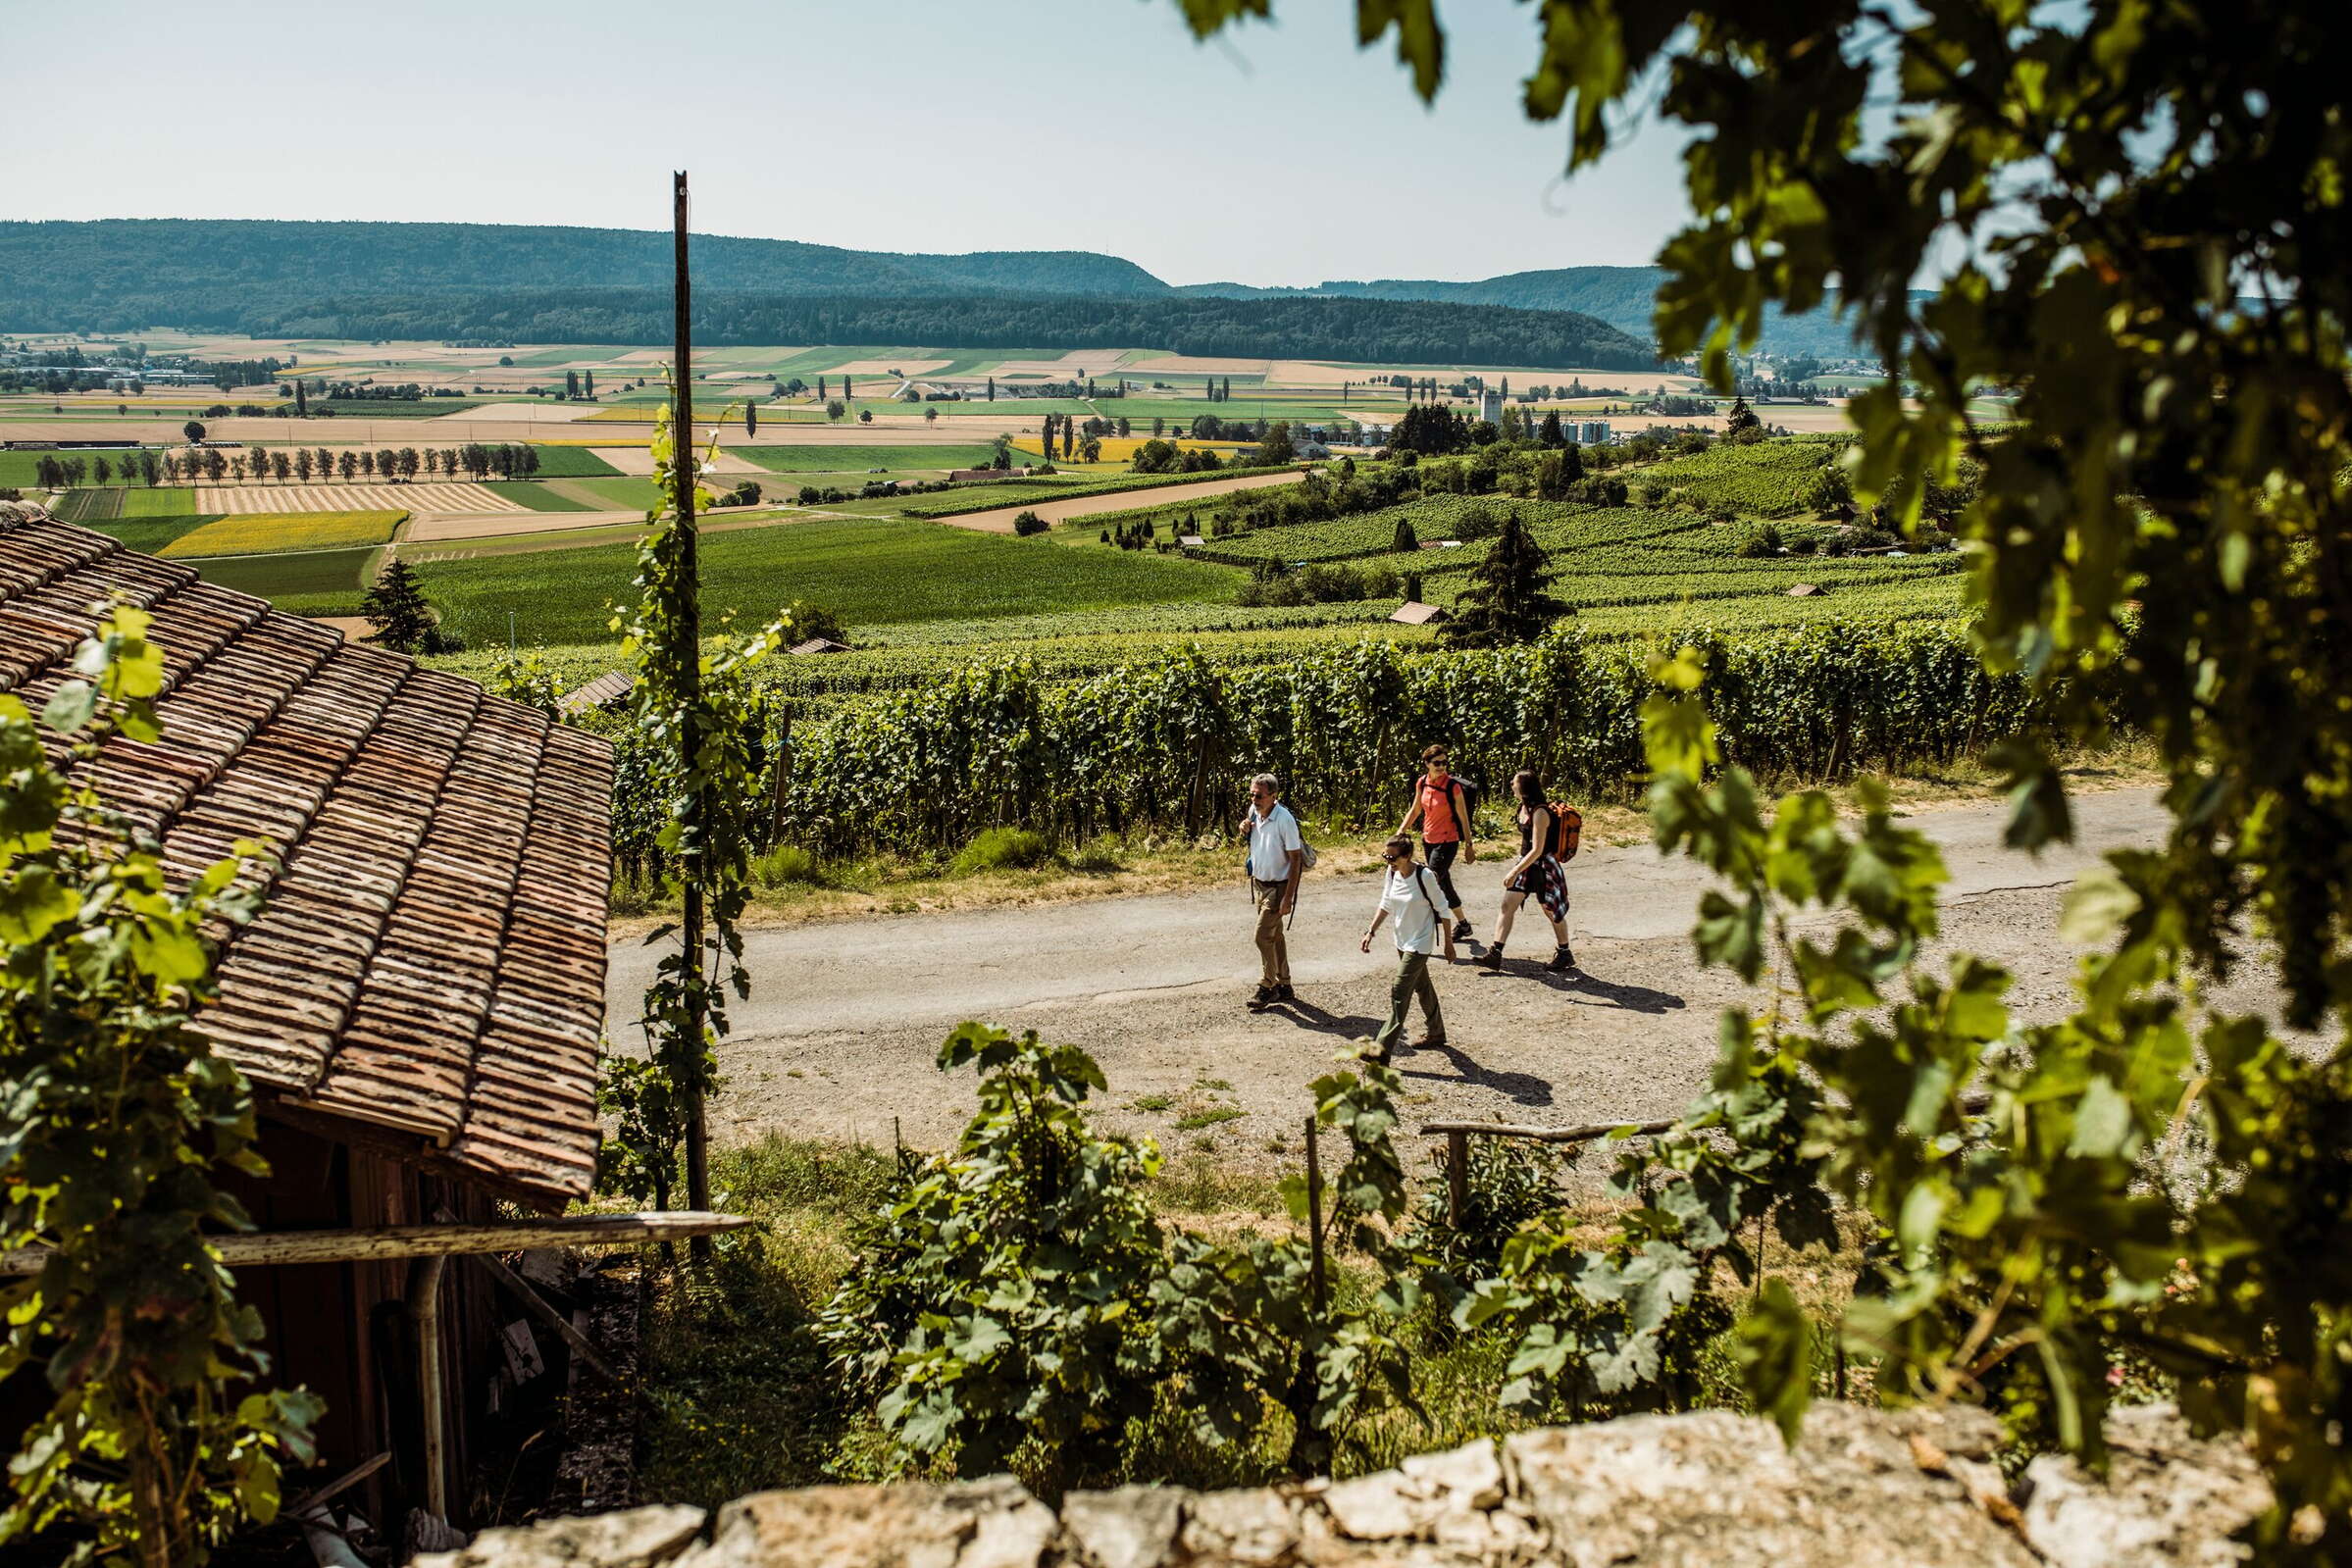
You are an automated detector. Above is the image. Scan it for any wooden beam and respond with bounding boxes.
[0,1212,755,1277]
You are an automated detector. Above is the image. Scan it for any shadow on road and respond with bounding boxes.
[1400,1041,1557,1107]
[1472,962,1686,1014]
[1265,997,1382,1040]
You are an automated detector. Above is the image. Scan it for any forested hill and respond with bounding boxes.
[0,220,1165,321]
[207,288,1658,370]
[1177,267,1886,360]
[0,219,1657,368]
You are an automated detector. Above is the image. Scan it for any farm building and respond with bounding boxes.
[0,500,727,1550]
[558,668,635,717]
[1390,600,1450,626]
[789,636,851,656]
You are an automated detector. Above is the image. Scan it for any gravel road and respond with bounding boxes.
[605,789,2195,1163]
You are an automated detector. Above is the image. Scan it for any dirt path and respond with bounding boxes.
[921,468,1311,534]
[607,789,2265,1164]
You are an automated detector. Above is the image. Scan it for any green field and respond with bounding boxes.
[520,445,623,478]
[486,481,592,513]
[412,517,1235,647]
[191,547,378,615]
[734,443,1002,474]
[1637,436,1846,517]
[123,486,211,517]
[558,476,665,512]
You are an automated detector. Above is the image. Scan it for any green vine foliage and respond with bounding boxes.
[1457,1027,1832,1430]
[816,1024,1170,1490]
[606,390,785,1198]
[609,621,2072,868]
[1151,1059,1420,1476]
[0,606,321,1566]
[483,645,569,718]
[822,1033,1422,1484]
[1642,650,2352,1553]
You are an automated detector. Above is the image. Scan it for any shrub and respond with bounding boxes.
[948,826,1052,875]
[1733,522,1785,558]
[818,1025,1167,1486]
[752,844,825,888]
[1012,509,1049,537]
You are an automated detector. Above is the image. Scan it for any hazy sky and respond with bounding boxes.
[9,0,1697,286]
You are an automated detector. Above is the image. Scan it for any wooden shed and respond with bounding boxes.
[1390,600,1451,626]
[557,668,634,717]
[0,503,696,1549]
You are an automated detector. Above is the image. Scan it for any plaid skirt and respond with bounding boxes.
[1506,855,1569,923]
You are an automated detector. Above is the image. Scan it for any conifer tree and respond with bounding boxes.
[361,556,451,653]
[1539,409,1564,447]
[1440,511,1568,648]
[1725,395,1761,433]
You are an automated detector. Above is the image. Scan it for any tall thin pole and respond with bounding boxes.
[673,172,712,1237]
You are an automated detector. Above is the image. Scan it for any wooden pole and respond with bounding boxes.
[1446,1129,1470,1230]
[0,1211,755,1277]
[1304,1114,1326,1315]
[408,1253,451,1524]
[674,171,713,1250]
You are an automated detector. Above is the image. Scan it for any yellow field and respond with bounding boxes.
[159,510,408,559]
[1008,435,1253,462]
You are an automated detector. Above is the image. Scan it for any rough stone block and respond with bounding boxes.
[2019,1403,2270,1567]
[682,1476,1052,1568]
[1059,1484,1189,1568]
[413,1502,704,1568]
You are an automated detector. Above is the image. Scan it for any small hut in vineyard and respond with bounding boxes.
[0,502,733,1548]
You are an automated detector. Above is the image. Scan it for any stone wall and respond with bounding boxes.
[419,1402,2269,1568]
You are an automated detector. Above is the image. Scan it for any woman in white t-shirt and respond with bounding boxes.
[1360,834,1457,1062]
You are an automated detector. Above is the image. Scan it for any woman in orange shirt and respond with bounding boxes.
[1397,743,1476,943]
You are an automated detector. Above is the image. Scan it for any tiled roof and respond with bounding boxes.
[0,503,613,1205]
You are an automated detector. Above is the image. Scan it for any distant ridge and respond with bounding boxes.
[0,220,1656,369]
[1175,267,1876,360]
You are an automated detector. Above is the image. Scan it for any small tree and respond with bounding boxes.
[826,400,845,422]
[360,556,455,653]
[1012,509,1049,536]
[1441,512,1568,647]
[1724,395,1761,433]
[1392,516,1420,553]
[745,402,757,437]
[784,599,848,645]
[181,420,204,444]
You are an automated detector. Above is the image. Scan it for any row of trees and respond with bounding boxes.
[32,442,546,489]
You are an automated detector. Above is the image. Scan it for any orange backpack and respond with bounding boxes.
[1548,803,1583,861]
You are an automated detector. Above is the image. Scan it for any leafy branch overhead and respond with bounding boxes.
[1176,2,2352,1552]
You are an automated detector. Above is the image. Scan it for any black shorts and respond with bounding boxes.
[1506,855,1568,923]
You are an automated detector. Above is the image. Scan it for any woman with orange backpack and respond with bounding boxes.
[1479,768,1579,975]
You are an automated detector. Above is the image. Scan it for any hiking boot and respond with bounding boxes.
[1272,983,1298,1005]
[1451,919,1474,942]
[1248,986,1275,1010]
[1547,944,1577,973]
[1411,1036,1447,1050]
[1478,946,1505,973]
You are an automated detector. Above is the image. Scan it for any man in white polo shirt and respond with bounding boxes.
[1240,772,1304,1009]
